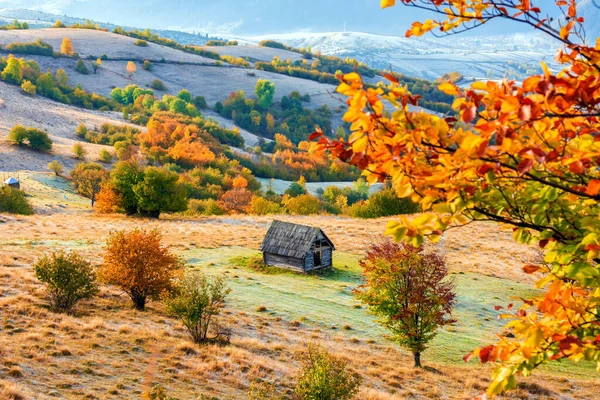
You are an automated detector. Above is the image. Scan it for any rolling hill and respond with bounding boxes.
[236,31,560,81]
[0,28,344,109]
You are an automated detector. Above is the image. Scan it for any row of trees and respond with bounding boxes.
[215,83,333,145]
[0,55,118,110]
[0,19,29,30]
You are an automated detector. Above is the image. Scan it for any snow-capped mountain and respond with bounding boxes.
[235,31,560,81]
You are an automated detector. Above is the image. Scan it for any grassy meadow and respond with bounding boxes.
[0,172,598,399]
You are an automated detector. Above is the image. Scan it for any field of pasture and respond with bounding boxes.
[0,173,598,399]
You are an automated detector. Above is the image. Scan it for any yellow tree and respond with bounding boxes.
[126,61,136,78]
[92,58,102,74]
[312,0,600,396]
[60,37,73,55]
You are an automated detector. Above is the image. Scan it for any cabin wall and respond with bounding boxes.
[304,253,314,270]
[264,253,305,272]
[322,247,332,267]
[304,246,333,271]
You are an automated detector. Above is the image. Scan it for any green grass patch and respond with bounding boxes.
[182,246,596,378]
[0,172,91,213]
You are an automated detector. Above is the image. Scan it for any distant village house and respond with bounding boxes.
[4,177,20,190]
[260,220,335,272]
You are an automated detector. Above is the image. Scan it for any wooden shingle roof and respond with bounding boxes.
[260,220,335,259]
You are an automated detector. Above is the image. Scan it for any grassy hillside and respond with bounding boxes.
[0,176,598,399]
[0,28,344,111]
[0,81,132,172]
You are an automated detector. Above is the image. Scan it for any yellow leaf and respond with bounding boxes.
[540,61,550,78]
[352,135,369,153]
[471,81,488,91]
[438,82,460,95]
[525,327,544,349]
[381,0,396,8]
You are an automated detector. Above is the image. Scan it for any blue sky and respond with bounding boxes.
[0,0,585,37]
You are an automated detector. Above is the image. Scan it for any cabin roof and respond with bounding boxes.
[260,220,335,259]
[4,177,19,184]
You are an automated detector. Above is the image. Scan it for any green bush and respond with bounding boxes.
[48,160,64,176]
[165,272,230,344]
[99,149,113,163]
[346,189,420,218]
[0,186,34,215]
[177,89,192,103]
[72,143,87,159]
[284,181,307,197]
[284,194,321,215]
[75,59,89,74]
[193,95,207,109]
[2,57,22,84]
[294,342,362,400]
[132,166,188,218]
[5,39,53,56]
[258,40,286,50]
[205,40,228,46]
[187,199,225,216]
[9,126,52,151]
[7,125,28,145]
[134,39,149,47]
[34,251,98,313]
[151,79,166,90]
[76,123,88,138]
[248,196,282,215]
[143,59,153,71]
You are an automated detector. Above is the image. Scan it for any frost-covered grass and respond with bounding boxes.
[257,177,383,196]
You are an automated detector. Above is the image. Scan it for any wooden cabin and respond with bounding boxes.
[4,177,20,190]
[260,220,335,272]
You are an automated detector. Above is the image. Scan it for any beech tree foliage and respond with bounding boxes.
[312,0,600,395]
[357,241,455,368]
[60,37,73,55]
[100,229,184,310]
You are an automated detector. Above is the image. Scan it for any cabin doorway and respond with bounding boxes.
[313,250,322,267]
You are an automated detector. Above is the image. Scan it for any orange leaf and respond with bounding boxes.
[382,72,399,84]
[462,105,477,123]
[523,264,542,274]
[569,161,585,174]
[478,345,495,363]
[585,179,600,196]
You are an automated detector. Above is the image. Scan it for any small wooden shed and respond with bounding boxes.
[4,177,20,190]
[260,220,335,272]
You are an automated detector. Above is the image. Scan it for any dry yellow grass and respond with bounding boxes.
[0,213,534,282]
[0,212,596,399]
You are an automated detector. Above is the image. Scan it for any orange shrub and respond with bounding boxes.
[94,183,122,214]
[220,188,252,213]
[99,229,184,310]
[232,175,248,189]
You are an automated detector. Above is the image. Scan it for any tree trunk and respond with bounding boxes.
[413,352,422,368]
[132,294,146,311]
